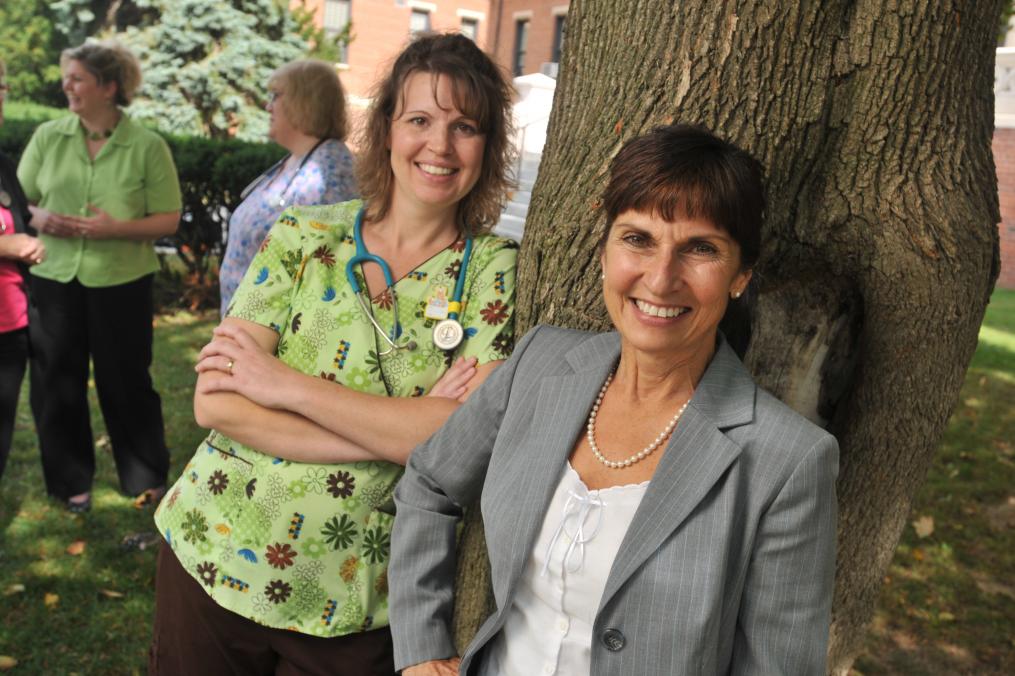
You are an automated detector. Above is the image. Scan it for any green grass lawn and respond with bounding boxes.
[0,311,216,675]
[0,292,1012,674]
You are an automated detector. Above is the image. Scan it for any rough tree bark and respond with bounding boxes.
[452,0,1003,672]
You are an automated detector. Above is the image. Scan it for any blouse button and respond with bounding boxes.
[602,628,626,652]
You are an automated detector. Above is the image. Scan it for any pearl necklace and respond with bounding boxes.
[586,369,690,469]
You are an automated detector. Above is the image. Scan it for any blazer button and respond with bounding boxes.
[601,628,626,652]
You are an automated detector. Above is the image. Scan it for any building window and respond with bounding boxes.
[513,19,529,76]
[323,0,351,63]
[551,14,566,63]
[461,17,479,41]
[410,9,431,36]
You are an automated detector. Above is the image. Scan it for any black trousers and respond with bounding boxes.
[28,274,168,499]
[0,327,28,480]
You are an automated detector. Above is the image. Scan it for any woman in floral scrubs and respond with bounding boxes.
[151,34,516,675]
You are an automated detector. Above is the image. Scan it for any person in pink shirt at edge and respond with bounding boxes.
[0,58,46,480]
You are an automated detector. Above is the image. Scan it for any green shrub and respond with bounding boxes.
[0,111,285,311]
[2,100,65,122]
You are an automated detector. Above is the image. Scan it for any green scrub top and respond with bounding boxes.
[155,200,518,636]
[16,113,182,287]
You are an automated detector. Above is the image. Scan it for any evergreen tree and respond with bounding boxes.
[0,0,65,107]
[291,0,352,64]
[120,0,307,140]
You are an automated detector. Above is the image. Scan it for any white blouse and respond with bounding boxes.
[481,462,648,676]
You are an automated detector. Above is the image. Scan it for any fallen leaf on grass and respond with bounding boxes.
[0,655,17,670]
[912,548,925,561]
[3,584,25,596]
[938,611,955,622]
[912,515,934,538]
[66,540,86,556]
[985,496,1015,531]
[972,571,1015,600]
[98,588,125,599]
[44,592,59,608]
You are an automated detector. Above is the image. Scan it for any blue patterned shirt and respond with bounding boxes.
[219,138,356,314]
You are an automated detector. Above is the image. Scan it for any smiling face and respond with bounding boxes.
[601,209,752,368]
[387,71,486,220]
[62,59,115,118]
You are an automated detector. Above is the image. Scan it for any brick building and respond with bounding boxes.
[296,0,493,103]
[294,1,569,100]
[997,128,1015,289]
[487,1,569,78]
[996,22,1015,289]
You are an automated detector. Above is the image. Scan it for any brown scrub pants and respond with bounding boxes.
[150,542,396,676]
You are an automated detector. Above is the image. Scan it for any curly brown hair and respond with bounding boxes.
[61,40,142,107]
[355,32,514,236]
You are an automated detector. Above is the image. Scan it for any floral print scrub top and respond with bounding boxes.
[219,138,356,315]
[155,199,517,637]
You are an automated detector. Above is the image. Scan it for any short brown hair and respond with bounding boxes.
[268,59,348,140]
[355,32,514,236]
[61,40,142,107]
[601,124,765,269]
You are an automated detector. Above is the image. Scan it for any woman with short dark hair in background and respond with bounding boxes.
[390,125,839,676]
[0,59,45,481]
[218,59,356,315]
[17,40,182,513]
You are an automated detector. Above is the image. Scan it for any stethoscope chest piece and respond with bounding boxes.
[432,318,465,351]
[348,206,474,354]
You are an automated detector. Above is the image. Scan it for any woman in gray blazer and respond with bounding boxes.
[389,125,839,676]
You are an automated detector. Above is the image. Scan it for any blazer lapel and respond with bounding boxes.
[498,333,620,600]
[598,339,756,610]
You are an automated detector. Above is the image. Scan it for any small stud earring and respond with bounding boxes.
[601,272,605,280]
[732,290,742,299]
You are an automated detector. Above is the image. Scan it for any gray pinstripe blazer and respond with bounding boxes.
[390,325,838,675]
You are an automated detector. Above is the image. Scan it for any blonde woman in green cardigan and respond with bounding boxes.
[17,40,181,513]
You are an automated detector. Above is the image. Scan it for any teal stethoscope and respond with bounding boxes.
[346,207,474,354]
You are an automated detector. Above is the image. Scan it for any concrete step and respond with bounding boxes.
[517,168,540,185]
[510,189,531,206]
[493,213,525,242]
[505,201,529,219]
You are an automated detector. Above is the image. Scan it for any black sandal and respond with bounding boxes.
[67,495,91,514]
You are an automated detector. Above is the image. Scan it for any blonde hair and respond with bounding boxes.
[268,59,348,140]
[61,40,142,106]
[355,32,514,236]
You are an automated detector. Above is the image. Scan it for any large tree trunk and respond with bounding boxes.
[453,0,1003,671]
